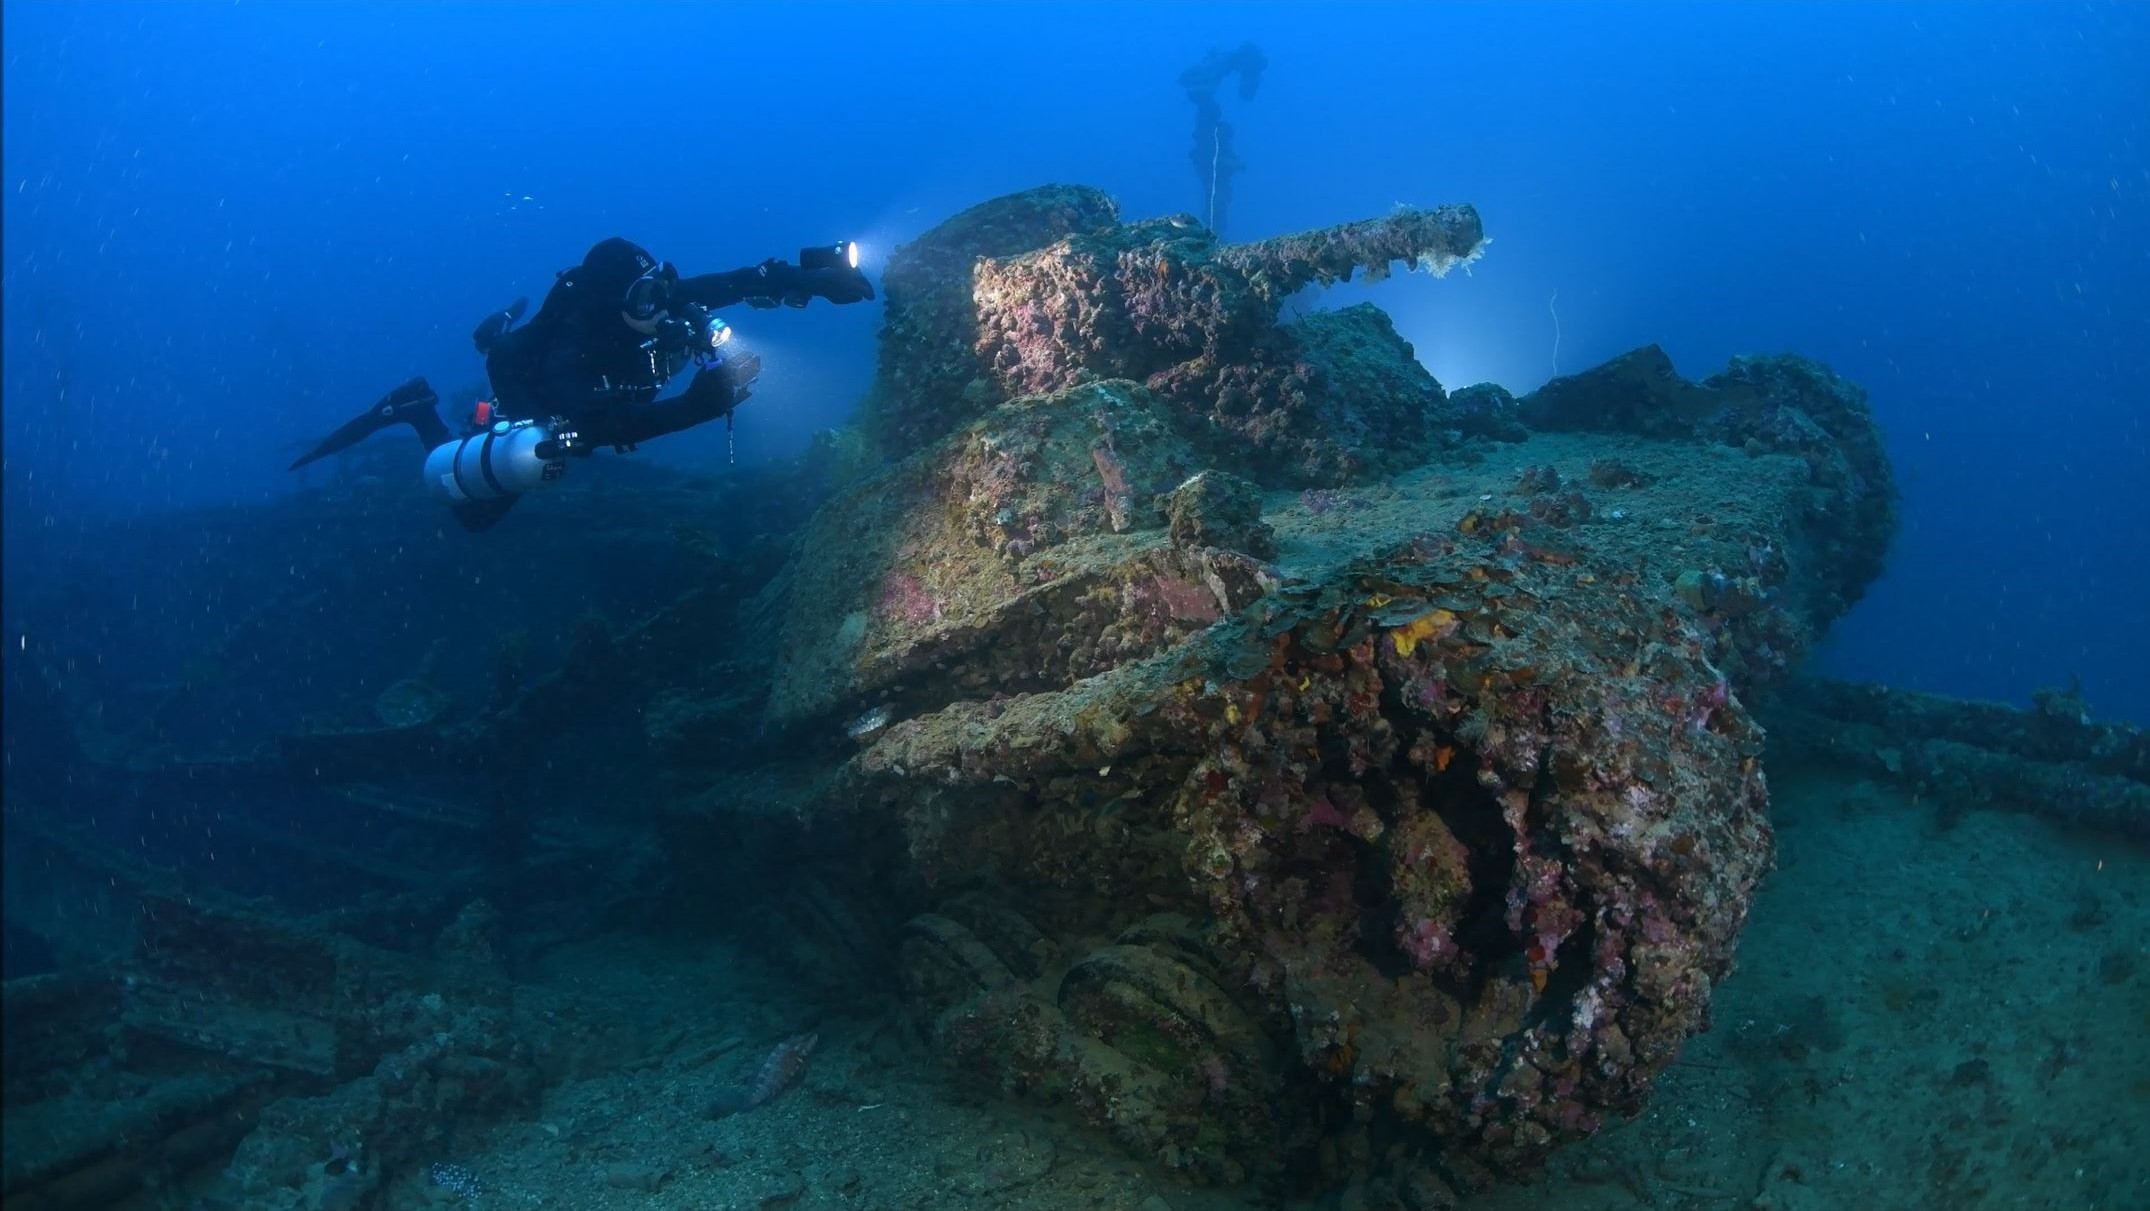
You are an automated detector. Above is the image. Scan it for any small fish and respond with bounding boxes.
[746,1033,819,1108]
[846,705,892,741]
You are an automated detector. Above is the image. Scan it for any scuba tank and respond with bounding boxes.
[422,413,576,505]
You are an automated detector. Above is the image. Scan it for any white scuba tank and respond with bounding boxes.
[422,419,566,503]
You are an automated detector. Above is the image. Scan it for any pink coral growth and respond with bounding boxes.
[1687,677,1732,732]
[1129,575,1222,625]
[875,570,942,626]
[1639,914,1680,946]
[1398,917,1455,969]
[1301,796,1349,830]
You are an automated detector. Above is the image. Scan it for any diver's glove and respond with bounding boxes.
[743,259,874,309]
[471,297,529,354]
[681,351,765,420]
[801,265,875,305]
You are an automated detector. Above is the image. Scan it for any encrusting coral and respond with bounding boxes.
[747,186,1897,1201]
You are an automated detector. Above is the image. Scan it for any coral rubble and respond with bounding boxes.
[2,895,544,1211]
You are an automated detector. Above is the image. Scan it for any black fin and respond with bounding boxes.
[471,297,529,355]
[288,377,448,470]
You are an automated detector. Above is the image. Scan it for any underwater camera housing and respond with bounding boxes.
[641,301,738,384]
[654,301,734,364]
[799,241,859,273]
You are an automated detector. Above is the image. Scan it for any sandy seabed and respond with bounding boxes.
[415,768,2147,1211]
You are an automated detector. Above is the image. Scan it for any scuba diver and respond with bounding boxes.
[288,236,874,530]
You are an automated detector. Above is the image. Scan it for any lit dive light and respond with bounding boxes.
[800,241,859,272]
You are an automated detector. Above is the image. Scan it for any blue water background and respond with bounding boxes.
[3,0,2144,718]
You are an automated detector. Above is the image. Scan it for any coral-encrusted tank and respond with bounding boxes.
[768,186,1896,1203]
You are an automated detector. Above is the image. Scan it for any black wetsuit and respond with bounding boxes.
[483,263,783,449]
[286,237,869,532]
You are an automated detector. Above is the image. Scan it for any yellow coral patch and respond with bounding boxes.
[1390,609,1457,657]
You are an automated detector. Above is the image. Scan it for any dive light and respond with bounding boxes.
[800,241,860,273]
[651,304,734,366]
